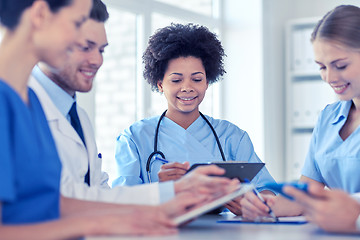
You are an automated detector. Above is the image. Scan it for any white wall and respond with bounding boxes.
[222,0,265,164]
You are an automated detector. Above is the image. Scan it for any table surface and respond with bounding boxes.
[86,214,360,240]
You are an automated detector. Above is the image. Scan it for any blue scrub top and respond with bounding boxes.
[0,80,61,224]
[114,114,275,192]
[302,100,360,193]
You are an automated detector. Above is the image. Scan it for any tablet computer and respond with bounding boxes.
[187,161,265,182]
[173,183,254,225]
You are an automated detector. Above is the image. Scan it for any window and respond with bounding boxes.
[98,0,221,184]
[155,0,215,17]
[95,8,137,181]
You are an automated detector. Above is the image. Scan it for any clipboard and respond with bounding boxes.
[217,216,307,225]
[187,162,265,182]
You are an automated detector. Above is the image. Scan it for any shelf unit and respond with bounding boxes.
[284,18,337,181]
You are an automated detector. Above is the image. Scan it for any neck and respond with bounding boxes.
[352,98,360,111]
[165,109,200,129]
[0,28,38,103]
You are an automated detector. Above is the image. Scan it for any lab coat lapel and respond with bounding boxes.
[28,76,85,146]
[77,107,96,154]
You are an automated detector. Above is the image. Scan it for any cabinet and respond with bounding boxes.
[285,18,337,181]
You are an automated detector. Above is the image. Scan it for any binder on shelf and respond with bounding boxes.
[286,18,324,182]
[303,28,318,72]
[291,80,336,129]
[292,29,305,72]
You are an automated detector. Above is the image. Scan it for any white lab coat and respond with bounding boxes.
[29,76,166,205]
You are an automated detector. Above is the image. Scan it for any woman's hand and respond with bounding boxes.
[158,162,190,182]
[240,190,303,220]
[225,196,243,215]
[240,192,275,220]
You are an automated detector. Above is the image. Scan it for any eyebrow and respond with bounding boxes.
[192,72,205,76]
[168,72,205,76]
[315,57,347,65]
[86,40,109,49]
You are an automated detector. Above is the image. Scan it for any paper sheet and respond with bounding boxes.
[217,216,307,225]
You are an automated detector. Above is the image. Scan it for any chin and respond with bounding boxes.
[180,109,198,114]
[78,86,92,93]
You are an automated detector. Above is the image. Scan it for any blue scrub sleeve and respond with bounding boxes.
[0,95,15,202]
[113,133,144,186]
[300,112,325,183]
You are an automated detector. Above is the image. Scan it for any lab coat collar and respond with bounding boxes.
[28,75,85,146]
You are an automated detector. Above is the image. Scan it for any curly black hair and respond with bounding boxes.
[143,23,226,92]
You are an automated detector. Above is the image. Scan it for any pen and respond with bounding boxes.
[155,156,169,164]
[244,179,278,222]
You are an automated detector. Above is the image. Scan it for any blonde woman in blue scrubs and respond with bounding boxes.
[241,5,360,224]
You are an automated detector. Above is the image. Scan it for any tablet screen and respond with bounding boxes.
[173,183,254,225]
[187,162,265,182]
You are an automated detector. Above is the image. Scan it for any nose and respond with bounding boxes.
[322,68,338,84]
[181,79,194,92]
[88,50,103,67]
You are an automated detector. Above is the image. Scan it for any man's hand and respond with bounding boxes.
[173,164,239,197]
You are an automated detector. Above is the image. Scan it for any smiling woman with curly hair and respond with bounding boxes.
[114,22,276,216]
[143,23,226,91]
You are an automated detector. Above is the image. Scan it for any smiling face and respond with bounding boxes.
[157,56,208,124]
[313,39,360,103]
[43,18,108,96]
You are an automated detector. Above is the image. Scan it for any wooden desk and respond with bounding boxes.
[86,214,360,240]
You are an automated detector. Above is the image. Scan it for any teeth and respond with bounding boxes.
[82,71,94,76]
[179,97,195,101]
[333,85,347,91]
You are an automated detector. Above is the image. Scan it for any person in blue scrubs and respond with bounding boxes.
[241,5,360,222]
[113,23,276,215]
[0,0,215,238]
[0,0,91,225]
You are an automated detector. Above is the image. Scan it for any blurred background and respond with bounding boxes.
[77,0,360,184]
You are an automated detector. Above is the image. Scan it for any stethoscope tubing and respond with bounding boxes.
[146,110,226,182]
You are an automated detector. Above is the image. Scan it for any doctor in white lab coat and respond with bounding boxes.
[25,3,175,205]
[29,72,167,205]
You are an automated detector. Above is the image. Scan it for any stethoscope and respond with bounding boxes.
[146,110,226,182]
